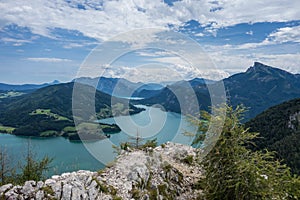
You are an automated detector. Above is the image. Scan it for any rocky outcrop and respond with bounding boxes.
[0,142,203,199]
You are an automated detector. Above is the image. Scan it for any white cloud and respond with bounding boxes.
[268,25,300,43]
[0,0,300,42]
[246,31,253,36]
[2,0,300,78]
[207,50,300,75]
[26,57,72,62]
[225,25,300,50]
[254,53,300,74]
[195,32,205,37]
[1,37,32,46]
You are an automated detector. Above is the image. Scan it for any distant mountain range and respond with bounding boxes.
[246,97,300,175]
[140,62,300,121]
[0,82,144,140]
[73,77,164,98]
[1,61,300,127]
[0,80,60,92]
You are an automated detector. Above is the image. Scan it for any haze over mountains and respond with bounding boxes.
[0,80,60,92]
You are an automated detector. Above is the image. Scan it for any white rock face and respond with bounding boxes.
[0,142,203,199]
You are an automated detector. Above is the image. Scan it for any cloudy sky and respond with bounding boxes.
[1,0,300,83]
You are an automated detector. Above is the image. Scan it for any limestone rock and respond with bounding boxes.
[0,142,203,199]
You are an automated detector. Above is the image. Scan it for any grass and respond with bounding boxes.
[40,130,58,137]
[62,126,76,133]
[77,122,100,130]
[182,155,194,165]
[0,125,16,134]
[30,109,69,121]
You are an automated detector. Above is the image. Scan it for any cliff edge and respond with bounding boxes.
[0,142,203,200]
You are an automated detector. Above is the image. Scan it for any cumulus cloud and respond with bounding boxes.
[268,25,300,43]
[2,0,300,80]
[226,25,300,50]
[207,50,300,76]
[0,0,299,41]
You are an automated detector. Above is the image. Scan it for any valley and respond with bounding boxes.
[1,61,300,177]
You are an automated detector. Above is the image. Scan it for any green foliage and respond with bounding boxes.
[148,188,158,200]
[18,143,53,183]
[0,147,13,185]
[93,177,109,193]
[30,109,70,121]
[246,98,300,175]
[118,138,157,152]
[194,105,300,200]
[131,188,141,199]
[140,139,157,149]
[112,196,122,200]
[120,142,132,151]
[42,185,55,196]
[0,125,15,134]
[62,126,76,133]
[181,155,194,165]
[40,130,59,137]
[0,82,142,140]
[0,142,53,186]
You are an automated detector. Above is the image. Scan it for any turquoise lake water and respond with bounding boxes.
[0,105,197,177]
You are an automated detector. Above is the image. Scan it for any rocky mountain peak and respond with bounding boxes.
[246,62,277,74]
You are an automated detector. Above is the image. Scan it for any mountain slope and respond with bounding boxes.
[225,62,300,119]
[246,98,300,174]
[140,62,300,120]
[139,83,211,115]
[0,82,143,139]
[74,77,143,97]
[75,77,164,98]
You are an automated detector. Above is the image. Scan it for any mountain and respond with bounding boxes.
[131,83,164,98]
[135,83,164,91]
[74,77,143,97]
[172,78,215,88]
[75,76,165,98]
[224,62,300,119]
[0,82,144,140]
[246,97,300,174]
[140,62,300,120]
[0,80,60,92]
[138,83,211,116]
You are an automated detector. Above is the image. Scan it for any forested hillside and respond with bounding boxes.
[246,98,300,174]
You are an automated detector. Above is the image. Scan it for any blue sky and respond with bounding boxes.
[1,0,300,84]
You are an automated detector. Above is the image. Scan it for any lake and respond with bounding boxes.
[0,105,197,177]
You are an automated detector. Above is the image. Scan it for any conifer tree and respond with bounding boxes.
[193,105,300,199]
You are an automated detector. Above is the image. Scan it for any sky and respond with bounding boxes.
[1,0,300,84]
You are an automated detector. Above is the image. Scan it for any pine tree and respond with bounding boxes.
[193,105,300,200]
[19,141,53,183]
[0,147,11,185]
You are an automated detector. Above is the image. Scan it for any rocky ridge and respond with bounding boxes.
[0,142,203,199]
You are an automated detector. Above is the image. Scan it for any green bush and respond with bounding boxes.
[193,105,300,200]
